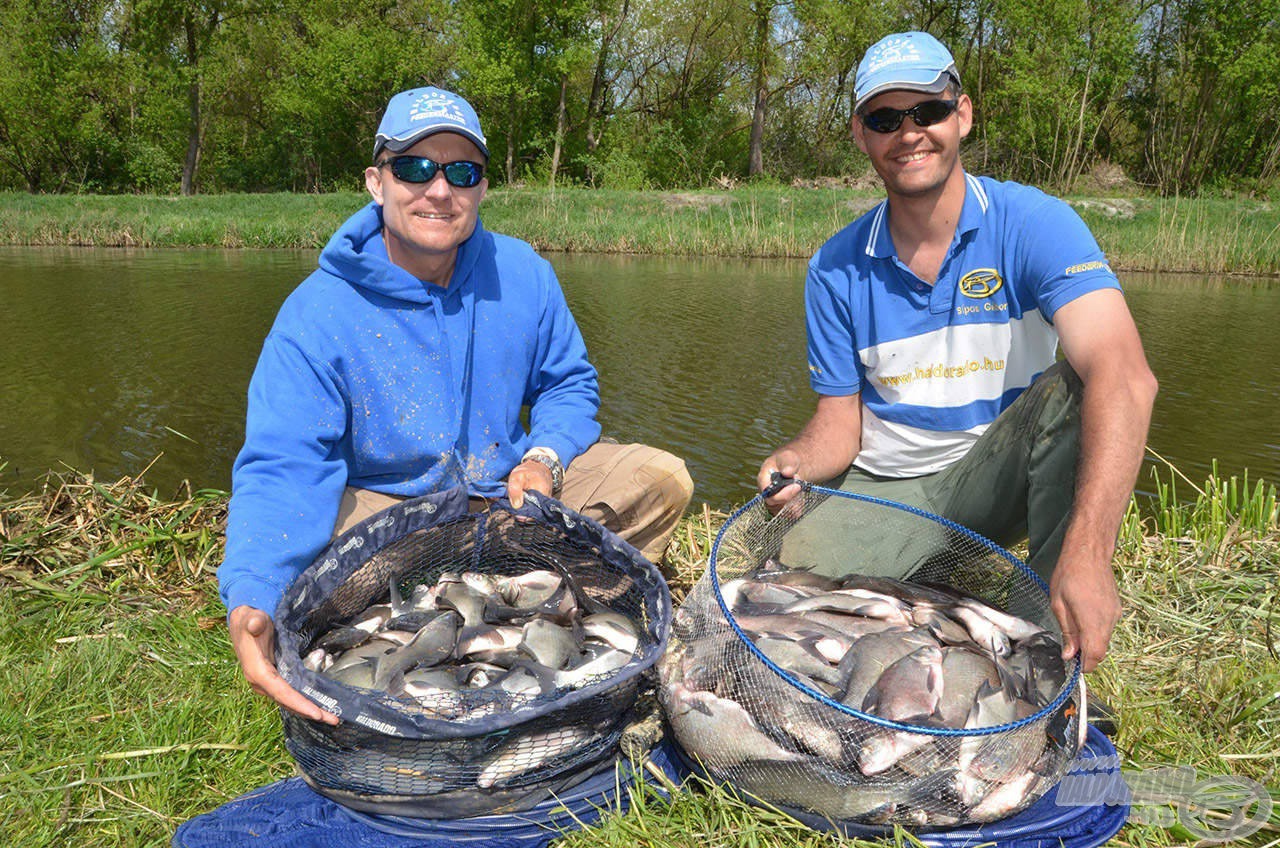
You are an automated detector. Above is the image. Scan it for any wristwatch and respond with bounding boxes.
[521,448,564,494]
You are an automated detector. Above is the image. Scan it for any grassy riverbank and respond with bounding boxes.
[1,466,1277,847]
[1,188,1277,275]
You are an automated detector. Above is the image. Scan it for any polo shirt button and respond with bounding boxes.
[915,284,926,292]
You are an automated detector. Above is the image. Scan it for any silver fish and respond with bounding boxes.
[935,646,1001,727]
[476,725,597,788]
[314,625,373,653]
[862,644,944,723]
[519,618,580,670]
[554,644,631,689]
[580,612,640,655]
[371,611,460,689]
[838,628,937,711]
[664,681,805,768]
[435,576,489,628]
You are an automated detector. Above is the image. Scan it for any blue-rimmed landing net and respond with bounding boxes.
[660,480,1084,829]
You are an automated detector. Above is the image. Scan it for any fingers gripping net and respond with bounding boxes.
[661,483,1083,829]
[275,486,671,818]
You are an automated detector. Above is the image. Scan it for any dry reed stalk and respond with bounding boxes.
[0,467,226,608]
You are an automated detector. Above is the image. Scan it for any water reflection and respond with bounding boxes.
[1,246,1277,509]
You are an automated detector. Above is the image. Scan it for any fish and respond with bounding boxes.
[856,725,939,776]
[519,618,581,670]
[837,628,937,711]
[434,575,489,628]
[475,725,598,788]
[935,646,1002,727]
[664,566,1075,825]
[554,642,632,689]
[862,644,945,723]
[370,611,461,690]
[663,681,806,768]
[580,612,640,655]
[307,562,645,709]
[783,592,912,627]
[314,625,373,653]
[454,624,524,664]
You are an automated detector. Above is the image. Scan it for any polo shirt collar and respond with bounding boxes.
[863,171,990,260]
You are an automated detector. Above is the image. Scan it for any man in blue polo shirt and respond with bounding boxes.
[757,32,1158,675]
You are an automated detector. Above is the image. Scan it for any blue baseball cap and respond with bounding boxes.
[373,87,489,161]
[854,32,960,113]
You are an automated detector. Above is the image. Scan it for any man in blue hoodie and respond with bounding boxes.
[218,87,693,724]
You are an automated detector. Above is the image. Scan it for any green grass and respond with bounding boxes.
[0,464,1276,847]
[1,188,1277,275]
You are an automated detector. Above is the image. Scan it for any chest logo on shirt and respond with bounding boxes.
[959,268,1003,299]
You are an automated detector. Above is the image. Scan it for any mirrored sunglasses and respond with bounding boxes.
[380,156,485,188]
[860,99,959,134]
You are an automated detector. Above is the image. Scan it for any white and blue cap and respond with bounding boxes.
[373,86,489,161]
[854,32,960,113]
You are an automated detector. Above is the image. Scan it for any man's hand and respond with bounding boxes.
[228,605,340,725]
[757,450,805,512]
[1048,555,1122,673]
[757,394,863,513]
[506,459,554,508]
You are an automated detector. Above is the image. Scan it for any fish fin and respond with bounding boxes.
[389,577,407,616]
[992,645,1022,701]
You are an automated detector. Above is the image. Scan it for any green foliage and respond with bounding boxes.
[0,0,1275,193]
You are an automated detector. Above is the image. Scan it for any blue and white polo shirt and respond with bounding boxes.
[806,174,1119,477]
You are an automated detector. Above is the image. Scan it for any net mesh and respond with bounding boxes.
[661,483,1083,829]
[274,488,670,818]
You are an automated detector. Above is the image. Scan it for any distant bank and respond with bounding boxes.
[1,188,1276,276]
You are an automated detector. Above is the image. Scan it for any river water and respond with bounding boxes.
[1,246,1277,509]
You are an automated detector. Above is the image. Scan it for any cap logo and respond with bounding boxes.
[865,35,927,75]
[409,92,467,125]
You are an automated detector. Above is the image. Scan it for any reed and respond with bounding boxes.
[1,189,1277,275]
[0,465,1276,846]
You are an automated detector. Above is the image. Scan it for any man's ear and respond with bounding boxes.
[957,94,974,141]
[364,166,385,205]
[850,114,869,155]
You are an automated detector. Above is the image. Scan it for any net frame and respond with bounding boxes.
[272,485,671,817]
[664,479,1086,828]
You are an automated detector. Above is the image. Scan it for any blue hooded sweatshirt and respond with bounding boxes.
[217,202,601,616]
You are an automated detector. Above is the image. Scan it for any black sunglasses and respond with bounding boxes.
[379,155,485,188]
[860,99,959,134]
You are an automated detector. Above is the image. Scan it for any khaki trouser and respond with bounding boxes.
[779,361,1083,583]
[333,442,695,564]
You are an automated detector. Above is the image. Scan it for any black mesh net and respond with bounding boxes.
[274,486,670,818]
[661,483,1084,829]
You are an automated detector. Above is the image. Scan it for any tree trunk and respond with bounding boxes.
[550,75,567,189]
[747,0,770,176]
[585,0,628,158]
[180,12,201,196]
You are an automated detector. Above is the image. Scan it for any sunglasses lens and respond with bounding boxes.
[389,157,438,183]
[913,100,957,127]
[442,161,484,188]
[863,108,903,134]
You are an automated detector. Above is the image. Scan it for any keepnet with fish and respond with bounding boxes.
[661,481,1085,829]
[274,485,671,819]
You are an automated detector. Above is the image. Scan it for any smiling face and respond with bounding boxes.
[851,89,972,203]
[364,132,488,286]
